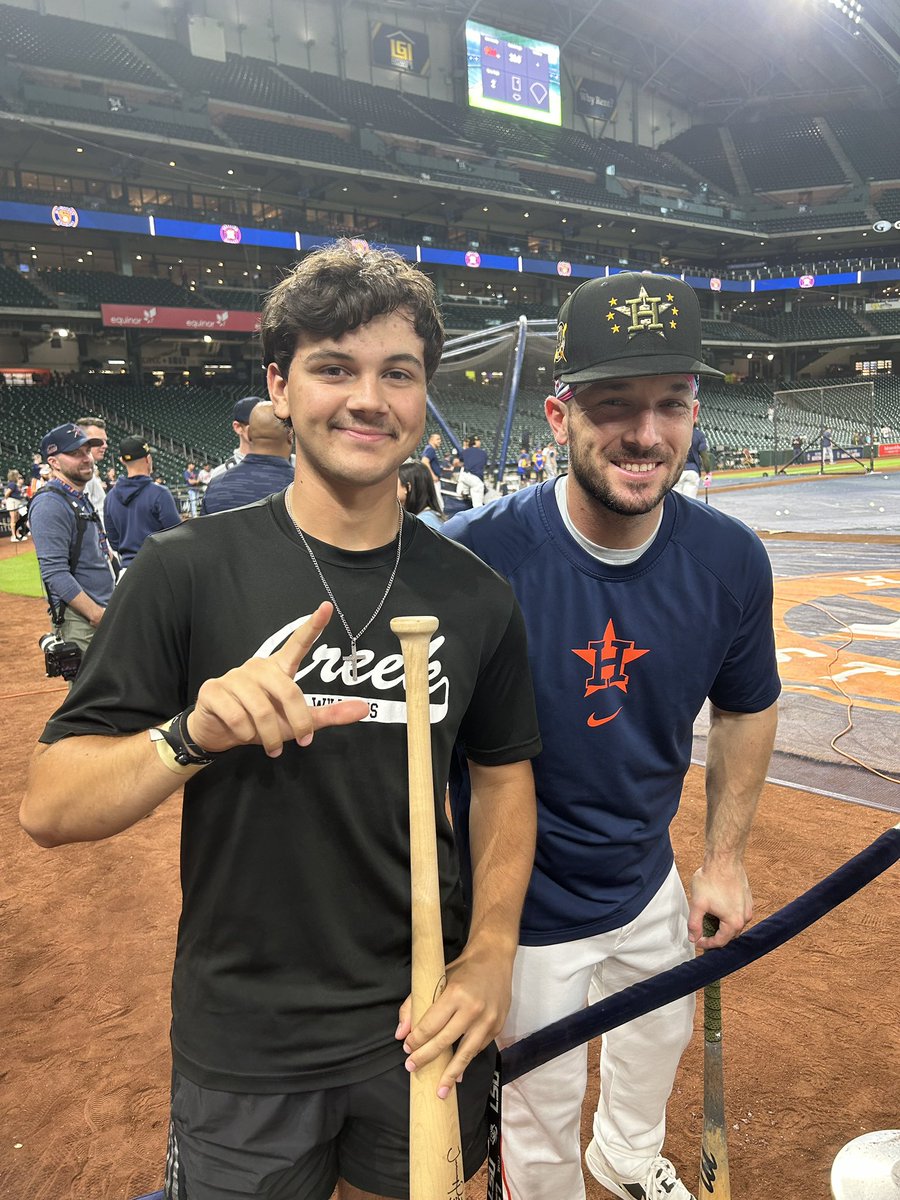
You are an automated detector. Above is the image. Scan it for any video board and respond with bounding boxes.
[465,20,561,126]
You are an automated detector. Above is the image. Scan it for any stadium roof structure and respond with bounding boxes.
[384,0,900,116]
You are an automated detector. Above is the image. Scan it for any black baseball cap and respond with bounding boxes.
[120,436,153,462]
[233,396,263,424]
[553,271,724,384]
[40,423,104,458]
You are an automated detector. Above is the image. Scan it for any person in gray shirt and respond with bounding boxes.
[30,423,117,656]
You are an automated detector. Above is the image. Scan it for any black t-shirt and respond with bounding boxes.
[41,493,541,1092]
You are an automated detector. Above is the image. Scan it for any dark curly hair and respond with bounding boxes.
[260,240,444,383]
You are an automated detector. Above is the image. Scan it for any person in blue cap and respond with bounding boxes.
[29,423,117,660]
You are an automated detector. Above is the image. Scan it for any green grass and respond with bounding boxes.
[0,547,44,597]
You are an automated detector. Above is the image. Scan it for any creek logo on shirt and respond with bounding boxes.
[254,616,450,724]
[572,618,649,726]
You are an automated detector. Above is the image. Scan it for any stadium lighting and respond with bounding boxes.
[55,328,69,338]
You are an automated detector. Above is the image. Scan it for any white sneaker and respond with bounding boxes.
[585,1139,696,1200]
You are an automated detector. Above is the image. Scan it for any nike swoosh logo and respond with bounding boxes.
[587,707,622,727]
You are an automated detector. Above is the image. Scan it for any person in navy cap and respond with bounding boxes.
[29,424,117,663]
[201,400,294,515]
[207,395,264,480]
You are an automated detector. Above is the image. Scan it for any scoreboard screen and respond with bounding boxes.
[465,20,561,126]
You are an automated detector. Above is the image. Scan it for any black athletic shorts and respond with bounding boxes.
[164,1044,495,1199]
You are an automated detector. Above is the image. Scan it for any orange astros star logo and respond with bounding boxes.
[572,619,649,726]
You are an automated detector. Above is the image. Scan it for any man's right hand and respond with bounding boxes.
[187,601,369,757]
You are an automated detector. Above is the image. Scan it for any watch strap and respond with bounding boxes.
[157,705,220,767]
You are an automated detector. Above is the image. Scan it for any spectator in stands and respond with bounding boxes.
[398,459,444,529]
[672,413,711,498]
[4,470,24,538]
[453,434,488,508]
[208,396,263,480]
[420,430,445,510]
[103,437,181,569]
[201,401,294,515]
[29,423,116,659]
[182,462,200,517]
[75,416,110,523]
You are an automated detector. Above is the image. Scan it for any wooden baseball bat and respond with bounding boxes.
[699,914,732,1198]
[391,616,464,1200]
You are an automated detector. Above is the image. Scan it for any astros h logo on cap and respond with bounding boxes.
[553,271,724,385]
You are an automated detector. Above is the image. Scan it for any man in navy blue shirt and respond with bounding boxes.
[104,437,181,568]
[454,434,488,508]
[201,400,294,515]
[446,272,780,1200]
[208,395,263,481]
[420,431,445,510]
[672,418,711,498]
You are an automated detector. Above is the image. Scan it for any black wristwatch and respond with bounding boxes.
[158,705,221,767]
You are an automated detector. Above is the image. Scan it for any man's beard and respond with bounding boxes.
[57,463,92,488]
[568,435,686,516]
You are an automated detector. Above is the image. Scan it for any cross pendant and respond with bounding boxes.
[344,641,359,684]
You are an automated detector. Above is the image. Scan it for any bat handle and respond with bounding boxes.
[702,915,722,1041]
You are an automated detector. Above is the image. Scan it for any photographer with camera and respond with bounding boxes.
[30,424,117,681]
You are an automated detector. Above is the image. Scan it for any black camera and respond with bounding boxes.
[39,632,83,682]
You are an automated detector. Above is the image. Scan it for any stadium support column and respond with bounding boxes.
[495,316,528,487]
[125,329,143,384]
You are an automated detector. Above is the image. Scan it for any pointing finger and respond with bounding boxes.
[272,602,334,677]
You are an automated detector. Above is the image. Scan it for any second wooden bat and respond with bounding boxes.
[699,914,731,1199]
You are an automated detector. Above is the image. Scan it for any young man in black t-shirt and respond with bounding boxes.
[22,243,541,1200]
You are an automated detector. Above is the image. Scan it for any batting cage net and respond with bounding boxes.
[772,380,875,473]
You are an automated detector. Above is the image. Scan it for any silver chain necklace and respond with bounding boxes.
[285,484,404,683]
